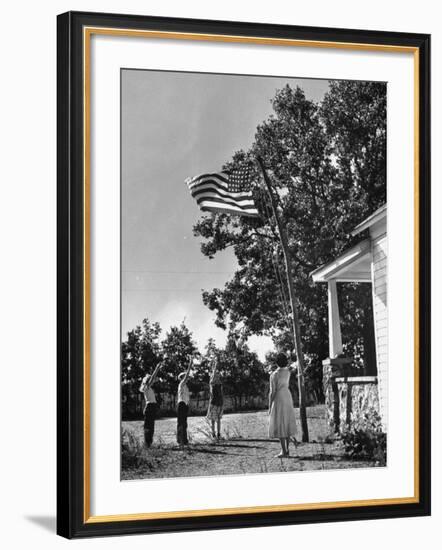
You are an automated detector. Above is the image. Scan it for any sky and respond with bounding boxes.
[121,69,329,359]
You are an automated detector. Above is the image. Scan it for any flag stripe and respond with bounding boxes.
[191,187,255,205]
[196,195,257,211]
[200,202,259,217]
[188,172,230,187]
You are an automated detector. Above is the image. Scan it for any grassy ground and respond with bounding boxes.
[121,406,379,480]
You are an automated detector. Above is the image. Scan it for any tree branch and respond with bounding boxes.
[252,230,277,241]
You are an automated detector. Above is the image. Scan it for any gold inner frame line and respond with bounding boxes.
[82,26,420,524]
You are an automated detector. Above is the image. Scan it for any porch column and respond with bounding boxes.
[328,279,343,358]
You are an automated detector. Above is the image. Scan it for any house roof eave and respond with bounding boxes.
[311,239,371,283]
[351,204,387,236]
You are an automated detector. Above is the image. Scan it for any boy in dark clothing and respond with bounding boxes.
[176,357,193,446]
[139,362,162,447]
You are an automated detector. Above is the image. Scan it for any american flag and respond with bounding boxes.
[186,167,259,218]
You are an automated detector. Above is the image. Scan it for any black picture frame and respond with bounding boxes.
[57,10,431,539]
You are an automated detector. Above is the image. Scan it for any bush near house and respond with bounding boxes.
[341,408,387,465]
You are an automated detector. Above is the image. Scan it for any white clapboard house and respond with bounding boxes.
[311,205,387,431]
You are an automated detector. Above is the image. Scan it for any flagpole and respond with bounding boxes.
[256,156,309,443]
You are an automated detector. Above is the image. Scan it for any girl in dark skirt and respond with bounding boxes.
[206,358,224,439]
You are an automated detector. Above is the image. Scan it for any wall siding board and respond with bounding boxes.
[371,232,388,429]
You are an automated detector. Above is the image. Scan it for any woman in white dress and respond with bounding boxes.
[268,352,297,457]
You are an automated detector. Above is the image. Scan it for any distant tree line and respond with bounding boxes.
[121,318,272,418]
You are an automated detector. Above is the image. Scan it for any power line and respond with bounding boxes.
[122,270,235,274]
[122,288,208,292]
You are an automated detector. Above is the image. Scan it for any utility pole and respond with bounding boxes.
[257,156,309,442]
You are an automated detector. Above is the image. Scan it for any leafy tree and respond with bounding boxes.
[121,318,162,419]
[320,80,386,213]
[220,333,268,408]
[191,335,267,409]
[193,82,386,399]
[121,318,162,386]
[190,338,218,390]
[157,321,199,400]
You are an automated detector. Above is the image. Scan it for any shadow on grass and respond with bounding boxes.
[229,438,277,443]
[210,443,266,450]
[273,454,337,461]
[164,441,268,451]
[188,448,236,456]
[178,445,264,458]
[283,453,377,464]
[166,446,232,456]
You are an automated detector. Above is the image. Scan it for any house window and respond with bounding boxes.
[338,282,378,376]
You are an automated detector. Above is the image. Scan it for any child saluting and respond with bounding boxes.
[176,355,194,446]
[139,361,163,448]
[206,355,224,440]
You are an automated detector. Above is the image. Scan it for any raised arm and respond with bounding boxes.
[149,361,163,385]
[268,372,276,413]
[289,350,298,371]
[210,358,218,380]
[182,356,193,384]
[288,359,298,375]
[139,374,149,393]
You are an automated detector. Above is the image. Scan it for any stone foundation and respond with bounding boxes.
[322,357,352,433]
[323,358,380,434]
[336,376,379,429]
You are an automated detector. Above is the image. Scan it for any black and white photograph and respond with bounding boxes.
[120,69,388,481]
[0,0,435,544]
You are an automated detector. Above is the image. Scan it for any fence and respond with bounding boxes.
[122,381,320,420]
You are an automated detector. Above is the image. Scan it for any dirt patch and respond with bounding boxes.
[122,407,379,480]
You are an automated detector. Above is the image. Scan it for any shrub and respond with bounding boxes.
[121,428,145,469]
[341,408,387,465]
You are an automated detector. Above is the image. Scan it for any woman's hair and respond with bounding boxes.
[275,352,288,368]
